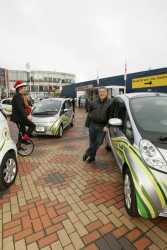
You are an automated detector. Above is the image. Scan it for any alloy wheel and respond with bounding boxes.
[124,173,132,209]
[3,158,17,184]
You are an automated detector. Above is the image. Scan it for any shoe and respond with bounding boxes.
[21,134,30,141]
[87,157,95,163]
[83,153,89,161]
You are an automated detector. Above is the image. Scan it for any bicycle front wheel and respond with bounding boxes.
[17,139,34,156]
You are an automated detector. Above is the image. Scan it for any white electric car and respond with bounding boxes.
[0,111,18,191]
[0,98,12,116]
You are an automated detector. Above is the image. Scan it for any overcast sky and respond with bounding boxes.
[0,0,166,81]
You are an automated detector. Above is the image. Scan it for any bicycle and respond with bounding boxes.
[17,128,35,157]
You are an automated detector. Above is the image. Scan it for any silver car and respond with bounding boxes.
[32,98,74,137]
[106,93,167,218]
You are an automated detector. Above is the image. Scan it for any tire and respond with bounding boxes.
[0,151,18,191]
[105,144,111,151]
[57,124,63,138]
[70,116,74,127]
[104,136,111,151]
[17,139,34,157]
[123,168,138,217]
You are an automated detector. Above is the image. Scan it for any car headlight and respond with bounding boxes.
[140,139,167,172]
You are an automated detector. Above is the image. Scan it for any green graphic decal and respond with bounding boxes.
[136,192,151,218]
[0,139,6,152]
[110,133,167,218]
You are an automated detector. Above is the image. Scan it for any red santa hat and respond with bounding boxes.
[14,80,27,89]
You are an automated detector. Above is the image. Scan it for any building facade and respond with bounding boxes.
[8,70,28,94]
[61,67,167,98]
[29,71,75,98]
[7,70,76,98]
[0,68,8,98]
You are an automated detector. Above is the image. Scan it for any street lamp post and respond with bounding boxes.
[5,69,9,97]
[96,71,100,86]
[25,62,31,94]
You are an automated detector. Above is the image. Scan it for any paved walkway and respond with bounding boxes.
[1,109,167,250]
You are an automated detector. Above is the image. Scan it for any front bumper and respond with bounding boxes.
[33,122,60,136]
[159,207,167,217]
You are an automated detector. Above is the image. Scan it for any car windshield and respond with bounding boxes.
[130,96,167,139]
[32,99,61,114]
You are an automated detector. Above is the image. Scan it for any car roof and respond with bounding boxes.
[1,98,12,102]
[41,97,71,102]
[126,92,167,98]
[1,97,12,100]
[116,92,167,102]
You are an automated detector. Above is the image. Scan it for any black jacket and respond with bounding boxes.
[86,98,112,127]
[11,92,28,123]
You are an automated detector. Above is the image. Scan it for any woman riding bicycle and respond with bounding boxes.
[11,80,36,149]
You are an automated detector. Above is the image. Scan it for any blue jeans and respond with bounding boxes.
[86,123,106,159]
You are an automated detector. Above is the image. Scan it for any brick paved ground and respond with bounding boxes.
[1,108,167,250]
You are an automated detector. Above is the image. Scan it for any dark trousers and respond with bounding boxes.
[86,123,105,160]
[17,119,36,140]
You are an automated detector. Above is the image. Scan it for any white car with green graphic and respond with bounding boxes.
[0,98,12,116]
[106,93,167,218]
[32,98,74,137]
[0,111,18,190]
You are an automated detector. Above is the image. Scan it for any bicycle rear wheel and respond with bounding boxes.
[17,139,34,156]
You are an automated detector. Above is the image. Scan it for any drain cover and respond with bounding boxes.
[45,172,65,184]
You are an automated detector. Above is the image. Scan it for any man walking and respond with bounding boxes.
[83,87,112,163]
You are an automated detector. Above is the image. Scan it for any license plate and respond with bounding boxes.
[36,126,45,132]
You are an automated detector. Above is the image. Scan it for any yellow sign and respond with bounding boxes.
[132,74,167,89]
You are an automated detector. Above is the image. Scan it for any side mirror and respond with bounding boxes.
[108,118,122,127]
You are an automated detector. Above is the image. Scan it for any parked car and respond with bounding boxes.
[0,111,18,190]
[106,92,167,219]
[32,98,74,137]
[0,98,12,116]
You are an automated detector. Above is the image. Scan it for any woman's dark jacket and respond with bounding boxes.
[11,92,27,123]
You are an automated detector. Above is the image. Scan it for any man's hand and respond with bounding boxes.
[103,126,108,132]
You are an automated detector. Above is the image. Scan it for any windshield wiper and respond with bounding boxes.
[33,110,58,115]
[159,136,167,142]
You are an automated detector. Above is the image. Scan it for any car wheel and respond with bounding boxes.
[104,137,111,151]
[58,124,63,138]
[123,168,138,216]
[70,116,74,127]
[0,152,18,191]
[105,143,111,151]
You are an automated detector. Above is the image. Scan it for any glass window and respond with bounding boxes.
[2,99,11,105]
[32,99,62,114]
[64,101,71,109]
[130,96,167,134]
[119,88,124,94]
